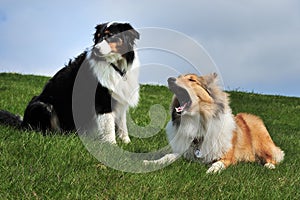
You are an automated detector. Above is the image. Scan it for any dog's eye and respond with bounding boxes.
[204,88,211,96]
[189,78,196,82]
[105,32,114,37]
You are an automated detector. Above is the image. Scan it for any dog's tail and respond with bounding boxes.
[0,110,23,128]
[273,146,285,164]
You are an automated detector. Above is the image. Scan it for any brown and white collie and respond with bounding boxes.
[145,73,284,173]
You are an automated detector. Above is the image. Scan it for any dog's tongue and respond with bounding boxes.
[175,102,187,113]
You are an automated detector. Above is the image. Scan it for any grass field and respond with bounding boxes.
[0,73,300,199]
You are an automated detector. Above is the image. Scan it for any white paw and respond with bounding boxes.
[107,139,117,144]
[102,136,117,144]
[143,154,179,165]
[119,135,131,144]
[264,163,276,169]
[164,154,179,163]
[206,161,225,174]
[122,136,131,144]
[143,160,151,165]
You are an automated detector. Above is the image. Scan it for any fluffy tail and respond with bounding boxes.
[0,110,23,128]
[273,147,285,164]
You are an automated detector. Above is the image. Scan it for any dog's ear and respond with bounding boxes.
[94,23,108,44]
[198,73,218,94]
[122,23,140,40]
[204,73,218,85]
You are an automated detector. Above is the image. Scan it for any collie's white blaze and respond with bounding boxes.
[94,40,112,55]
[88,51,140,107]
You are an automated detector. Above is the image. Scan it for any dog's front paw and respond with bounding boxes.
[103,138,117,144]
[206,161,225,174]
[121,136,131,144]
[101,135,117,144]
[143,160,151,165]
[119,134,131,144]
[143,154,179,165]
[163,154,179,163]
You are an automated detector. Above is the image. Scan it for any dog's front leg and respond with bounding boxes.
[115,110,131,144]
[206,149,234,174]
[97,113,116,144]
[143,153,180,165]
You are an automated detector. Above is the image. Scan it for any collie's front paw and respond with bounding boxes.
[104,138,117,144]
[143,160,151,165]
[121,136,131,144]
[119,134,131,144]
[143,154,179,165]
[101,135,117,144]
[206,161,225,174]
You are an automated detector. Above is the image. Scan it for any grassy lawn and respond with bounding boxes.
[0,73,300,199]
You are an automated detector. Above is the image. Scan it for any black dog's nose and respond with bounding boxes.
[168,77,176,84]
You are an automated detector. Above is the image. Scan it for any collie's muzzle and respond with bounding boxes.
[94,40,112,55]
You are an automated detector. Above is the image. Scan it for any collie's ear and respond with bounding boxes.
[198,73,218,85]
[93,23,108,43]
[95,23,107,31]
[122,23,140,40]
[129,29,140,40]
[209,72,218,80]
[206,73,218,85]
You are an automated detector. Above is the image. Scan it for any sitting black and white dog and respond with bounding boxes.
[0,22,140,144]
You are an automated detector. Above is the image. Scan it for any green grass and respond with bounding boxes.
[0,73,300,199]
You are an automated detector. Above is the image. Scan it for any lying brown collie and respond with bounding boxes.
[145,73,284,173]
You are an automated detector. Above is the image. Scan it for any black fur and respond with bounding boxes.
[0,22,139,133]
[0,110,22,128]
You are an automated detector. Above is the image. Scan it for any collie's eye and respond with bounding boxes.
[189,78,196,82]
[204,88,211,96]
[105,32,114,37]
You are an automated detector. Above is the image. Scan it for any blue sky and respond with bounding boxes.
[0,0,299,97]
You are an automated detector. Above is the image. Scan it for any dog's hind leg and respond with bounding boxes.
[22,100,60,133]
[261,146,285,169]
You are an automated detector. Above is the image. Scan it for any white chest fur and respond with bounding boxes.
[88,52,140,107]
[166,112,236,163]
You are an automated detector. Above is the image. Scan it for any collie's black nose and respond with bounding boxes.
[168,77,176,84]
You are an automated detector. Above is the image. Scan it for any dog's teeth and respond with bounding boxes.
[175,107,182,113]
[175,102,188,113]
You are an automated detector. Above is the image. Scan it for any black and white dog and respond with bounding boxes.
[0,22,140,144]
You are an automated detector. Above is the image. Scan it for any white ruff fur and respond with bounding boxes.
[200,114,235,163]
[87,51,140,143]
[146,110,236,165]
[88,52,140,107]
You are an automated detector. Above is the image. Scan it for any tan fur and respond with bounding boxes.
[216,113,283,168]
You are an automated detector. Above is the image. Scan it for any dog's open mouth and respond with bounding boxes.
[174,101,191,113]
[168,77,192,114]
